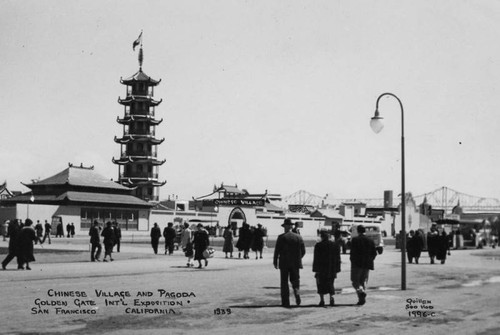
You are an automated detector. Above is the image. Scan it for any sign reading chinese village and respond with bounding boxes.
[212,198,266,207]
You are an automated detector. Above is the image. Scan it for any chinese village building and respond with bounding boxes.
[112,38,166,202]
[0,164,153,232]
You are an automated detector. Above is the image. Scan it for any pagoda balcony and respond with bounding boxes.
[120,172,159,179]
[122,150,158,157]
[124,129,156,136]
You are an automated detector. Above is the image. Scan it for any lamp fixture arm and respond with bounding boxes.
[375,92,404,137]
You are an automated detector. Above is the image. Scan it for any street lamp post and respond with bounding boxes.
[370,92,406,291]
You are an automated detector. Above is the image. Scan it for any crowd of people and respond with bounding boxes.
[273,218,378,308]
[405,224,451,265]
[88,220,122,262]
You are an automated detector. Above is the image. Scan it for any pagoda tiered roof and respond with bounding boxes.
[117,115,163,125]
[112,156,166,166]
[120,179,167,187]
[113,135,165,145]
[120,70,161,86]
[118,96,162,106]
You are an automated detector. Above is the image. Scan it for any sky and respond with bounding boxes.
[2,0,500,202]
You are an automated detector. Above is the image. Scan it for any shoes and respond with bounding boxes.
[103,259,108,262]
[1,264,5,270]
[110,258,114,262]
[197,265,202,269]
[357,291,366,305]
[186,263,191,267]
[18,267,24,270]
[282,302,291,308]
[26,266,31,270]
[318,300,325,307]
[204,259,208,267]
[91,260,95,262]
[330,297,335,306]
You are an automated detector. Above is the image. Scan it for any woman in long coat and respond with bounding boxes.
[313,230,341,306]
[436,230,450,264]
[222,225,234,258]
[236,223,252,259]
[193,224,210,268]
[251,224,265,259]
[17,219,41,270]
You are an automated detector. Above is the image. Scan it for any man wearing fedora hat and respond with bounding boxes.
[273,218,306,307]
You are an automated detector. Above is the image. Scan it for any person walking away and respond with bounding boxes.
[350,225,377,306]
[222,225,234,258]
[113,222,122,252]
[101,221,116,262]
[313,230,341,307]
[66,223,71,238]
[273,218,306,307]
[150,223,161,254]
[34,221,43,245]
[436,230,450,264]
[42,220,52,244]
[427,224,440,264]
[2,219,22,270]
[406,230,416,264]
[56,222,63,238]
[89,221,102,262]
[181,222,194,267]
[163,222,176,255]
[252,224,265,259]
[236,223,252,259]
[70,223,75,238]
[17,219,42,270]
[193,223,210,269]
[2,220,8,241]
[412,230,424,264]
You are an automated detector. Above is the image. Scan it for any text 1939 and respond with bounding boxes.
[214,308,232,315]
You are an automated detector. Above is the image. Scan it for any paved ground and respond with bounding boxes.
[0,236,499,335]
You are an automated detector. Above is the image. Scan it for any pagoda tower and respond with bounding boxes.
[113,36,166,202]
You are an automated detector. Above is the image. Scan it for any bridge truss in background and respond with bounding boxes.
[281,187,500,213]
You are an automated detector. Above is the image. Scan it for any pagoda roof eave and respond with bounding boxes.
[120,70,161,86]
[114,135,164,144]
[116,116,163,125]
[117,96,162,106]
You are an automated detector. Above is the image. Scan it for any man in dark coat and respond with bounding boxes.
[150,223,162,254]
[101,221,116,262]
[34,221,43,244]
[273,218,306,307]
[42,220,52,244]
[113,222,122,252]
[89,220,102,262]
[313,230,341,306]
[350,225,377,305]
[1,219,22,270]
[163,222,177,255]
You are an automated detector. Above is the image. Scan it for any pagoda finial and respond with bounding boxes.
[132,30,144,70]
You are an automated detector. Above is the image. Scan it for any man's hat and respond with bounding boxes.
[282,218,293,227]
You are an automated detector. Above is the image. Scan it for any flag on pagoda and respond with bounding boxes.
[133,32,142,51]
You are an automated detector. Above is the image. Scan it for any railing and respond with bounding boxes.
[120,173,159,179]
